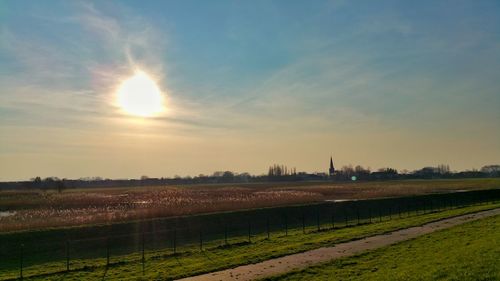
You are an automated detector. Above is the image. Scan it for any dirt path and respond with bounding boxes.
[177,208,500,281]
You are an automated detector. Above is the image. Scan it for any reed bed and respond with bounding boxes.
[1,178,498,232]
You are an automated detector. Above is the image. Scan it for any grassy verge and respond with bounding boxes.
[1,202,498,280]
[266,212,500,281]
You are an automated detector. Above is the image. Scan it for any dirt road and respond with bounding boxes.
[177,208,500,281]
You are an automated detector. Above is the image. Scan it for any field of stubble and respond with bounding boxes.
[1,178,499,232]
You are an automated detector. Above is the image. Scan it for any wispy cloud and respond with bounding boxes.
[0,1,172,130]
[1,0,499,180]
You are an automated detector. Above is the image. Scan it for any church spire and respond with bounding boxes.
[329,156,335,176]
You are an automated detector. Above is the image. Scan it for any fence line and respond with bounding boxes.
[1,188,500,280]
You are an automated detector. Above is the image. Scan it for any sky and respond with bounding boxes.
[1,0,499,181]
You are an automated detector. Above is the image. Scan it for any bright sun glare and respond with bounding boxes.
[116,70,164,117]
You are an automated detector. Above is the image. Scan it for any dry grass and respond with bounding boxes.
[1,178,498,232]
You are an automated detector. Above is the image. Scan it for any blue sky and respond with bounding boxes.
[1,0,499,180]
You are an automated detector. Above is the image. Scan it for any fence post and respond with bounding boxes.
[142,232,145,275]
[398,204,401,218]
[266,217,270,239]
[224,224,228,245]
[106,237,110,267]
[331,203,335,229]
[20,243,23,280]
[317,210,320,231]
[302,214,305,234]
[404,203,408,217]
[378,207,382,222]
[356,204,360,225]
[66,240,70,271]
[389,206,392,220]
[173,229,177,254]
[345,210,348,227]
[368,207,372,223]
[286,215,289,236]
[199,230,203,251]
[408,200,411,215]
[247,221,251,243]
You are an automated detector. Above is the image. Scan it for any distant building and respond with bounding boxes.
[329,156,335,177]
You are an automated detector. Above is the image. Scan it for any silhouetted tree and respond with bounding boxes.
[30,177,42,188]
[437,164,450,175]
[481,165,500,176]
[222,171,235,182]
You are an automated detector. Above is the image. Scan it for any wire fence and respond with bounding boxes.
[1,188,499,280]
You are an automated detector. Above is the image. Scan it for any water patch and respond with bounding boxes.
[0,211,16,218]
[325,199,358,202]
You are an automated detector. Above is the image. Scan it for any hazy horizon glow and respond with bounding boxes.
[1,0,499,181]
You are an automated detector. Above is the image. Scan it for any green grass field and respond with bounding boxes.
[2,202,499,281]
[266,213,500,281]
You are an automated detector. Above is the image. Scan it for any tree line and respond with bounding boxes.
[1,165,499,191]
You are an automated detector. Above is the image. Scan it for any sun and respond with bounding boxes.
[116,70,164,117]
